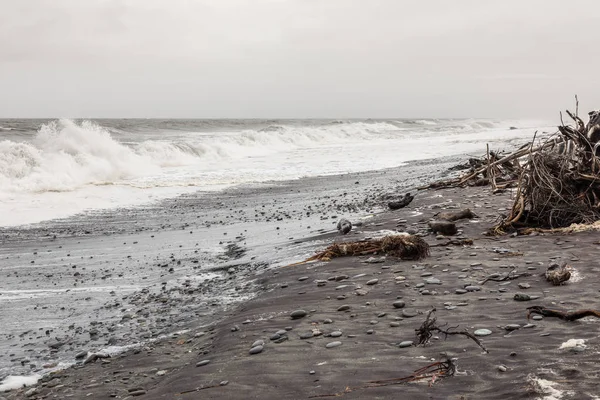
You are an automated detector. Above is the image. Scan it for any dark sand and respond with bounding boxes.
[5,184,600,400]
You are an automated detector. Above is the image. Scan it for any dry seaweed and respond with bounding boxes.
[308,358,456,398]
[287,235,429,267]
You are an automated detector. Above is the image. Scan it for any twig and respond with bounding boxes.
[415,308,489,353]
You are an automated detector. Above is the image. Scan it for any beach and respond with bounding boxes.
[4,180,600,399]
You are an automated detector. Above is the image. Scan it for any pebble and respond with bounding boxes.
[420,272,433,277]
[390,322,401,327]
[330,331,342,337]
[366,329,374,334]
[398,340,413,348]
[465,285,481,292]
[518,283,531,289]
[366,279,379,285]
[425,278,441,285]
[498,365,507,372]
[196,360,211,367]
[299,332,313,339]
[309,370,316,375]
[249,345,264,354]
[402,309,418,318]
[532,315,543,320]
[474,329,492,336]
[290,310,307,319]
[393,300,406,309]
[337,305,351,311]
[455,289,467,294]
[504,324,521,331]
[298,276,309,281]
[326,341,342,348]
[252,339,265,347]
[513,293,531,301]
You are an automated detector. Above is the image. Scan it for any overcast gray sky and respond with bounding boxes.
[1,0,598,119]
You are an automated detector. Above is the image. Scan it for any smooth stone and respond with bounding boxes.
[323,319,333,324]
[514,293,531,301]
[290,310,307,319]
[465,285,481,292]
[366,329,374,334]
[416,283,425,288]
[420,272,433,277]
[249,345,264,354]
[330,331,342,337]
[518,283,531,289]
[498,365,507,372]
[474,329,492,337]
[298,276,309,281]
[366,279,379,285]
[522,324,535,329]
[390,322,401,327]
[402,309,418,318]
[196,360,211,367]
[326,341,342,349]
[425,278,441,285]
[455,289,467,294]
[337,305,351,311]
[252,340,265,347]
[299,332,313,339]
[532,315,543,320]
[393,300,406,309]
[398,340,413,348]
[504,324,521,331]
[421,290,431,295]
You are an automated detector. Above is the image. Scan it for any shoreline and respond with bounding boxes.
[0,155,463,391]
[5,183,600,399]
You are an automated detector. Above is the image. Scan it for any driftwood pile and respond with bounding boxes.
[424,101,600,234]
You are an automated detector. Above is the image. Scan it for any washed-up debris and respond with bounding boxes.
[527,306,600,321]
[545,262,572,285]
[287,235,429,266]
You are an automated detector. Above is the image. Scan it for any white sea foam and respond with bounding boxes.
[0,374,41,392]
[559,338,586,350]
[527,375,573,400]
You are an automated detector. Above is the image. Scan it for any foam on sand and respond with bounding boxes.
[0,374,41,392]
[559,338,586,350]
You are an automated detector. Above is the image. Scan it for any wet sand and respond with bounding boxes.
[5,182,600,399]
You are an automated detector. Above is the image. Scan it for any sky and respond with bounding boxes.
[1,0,599,119]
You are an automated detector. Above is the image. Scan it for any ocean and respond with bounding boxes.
[0,118,546,227]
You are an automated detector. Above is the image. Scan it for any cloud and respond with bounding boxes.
[1,0,599,117]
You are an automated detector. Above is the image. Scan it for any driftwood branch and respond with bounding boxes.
[480,267,530,285]
[527,306,600,321]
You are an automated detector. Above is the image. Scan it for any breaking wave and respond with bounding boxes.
[0,119,402,193]
[0,118,531,194]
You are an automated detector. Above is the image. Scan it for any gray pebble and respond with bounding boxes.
[196,360,211,367]
[290,310,307,319]
[398,340,413,348]
[393,300,406,309]
[249,345,264,354]
[326,341,342,348]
